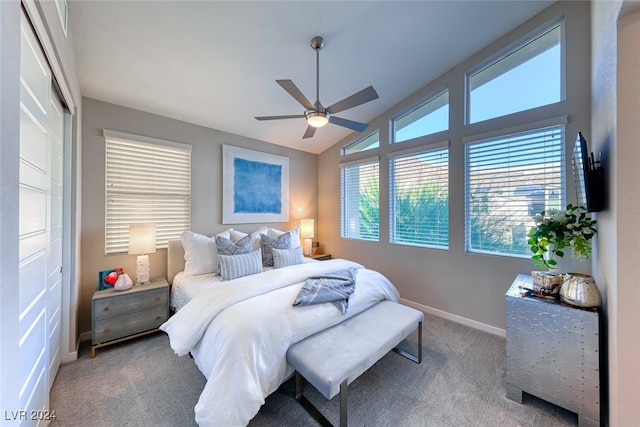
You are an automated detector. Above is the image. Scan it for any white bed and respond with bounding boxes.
[161,237,400,427]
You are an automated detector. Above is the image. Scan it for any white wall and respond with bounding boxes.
[319,1,591,333]
[591,1,640,425]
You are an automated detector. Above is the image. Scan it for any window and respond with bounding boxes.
[468,23,562,124]
[342,131,379,155]
[465,125,564,257]
[340,158,379,241]
[390,144,449,248]
[393,91,449,143]
[105,131,191,254]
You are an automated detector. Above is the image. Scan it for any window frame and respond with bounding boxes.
[465,18,565,125]
[341,130,380,156]
[388,141,450,249]
[463,119,567,258]
[104,130,192,255]
[340,156,380,242]
[391,89,449,144]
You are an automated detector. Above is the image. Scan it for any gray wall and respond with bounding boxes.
[80,97,318,334]
[318,1,591,332]
[591,1,640,425]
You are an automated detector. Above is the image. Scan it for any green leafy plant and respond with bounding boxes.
[527,204,597,269]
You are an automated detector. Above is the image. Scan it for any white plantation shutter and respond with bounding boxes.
[465,124,565,257]
[340,157,379,241]
[389,144,449,248]
[105,131,191,254]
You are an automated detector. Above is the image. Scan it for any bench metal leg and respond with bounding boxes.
[393,321,423,364]
[340,379,348,427]
[295,371,333,427]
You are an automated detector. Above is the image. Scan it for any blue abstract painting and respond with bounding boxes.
[233,158,282,214]
[222,145,289,224]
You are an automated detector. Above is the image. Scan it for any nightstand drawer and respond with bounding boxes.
[94,288,167,321]
[94,306,168,344]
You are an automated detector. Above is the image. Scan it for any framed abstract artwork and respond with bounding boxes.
[222,145,289,224]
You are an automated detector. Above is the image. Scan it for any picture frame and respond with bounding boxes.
[98,267,125,290]
[222,145,289,224]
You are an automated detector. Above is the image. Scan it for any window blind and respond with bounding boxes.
[105,134,191,254]
[340,159,379,241]
[465,125,564,257]
[390,146,449,248]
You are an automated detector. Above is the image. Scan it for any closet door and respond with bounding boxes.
[19,11,54,422]
[48,93,64,390]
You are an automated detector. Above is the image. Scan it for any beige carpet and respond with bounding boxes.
[50,313,578,426]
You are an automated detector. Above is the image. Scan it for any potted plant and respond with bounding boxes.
[527,204,597,270]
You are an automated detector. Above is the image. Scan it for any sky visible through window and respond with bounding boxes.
[471,45,561,123]
[394,44,560,142]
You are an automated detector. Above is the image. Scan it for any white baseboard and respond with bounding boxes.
[400,298,506,338]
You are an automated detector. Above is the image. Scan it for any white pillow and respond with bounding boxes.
[218,250,263,281]
[272,246,304,268]
[181,231,216,275]
[268,225,301,248]
[250,226,269,251]
[230,229,248,242]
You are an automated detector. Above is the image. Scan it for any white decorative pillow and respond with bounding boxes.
[218,250,263,281]
[181,231,216,275]
[250,226,269,251]
[268,225,301,248]
[230,229,248,242]
[272,246,304,268]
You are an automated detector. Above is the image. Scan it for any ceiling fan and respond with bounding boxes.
[255,36,379,139]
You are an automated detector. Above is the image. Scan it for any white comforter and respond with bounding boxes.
[160,259,399,427]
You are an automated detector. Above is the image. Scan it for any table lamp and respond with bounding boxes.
[129,223,156,284]
[300,219,314,257]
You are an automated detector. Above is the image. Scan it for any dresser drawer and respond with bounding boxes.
[93,305,168,345]
[94,287,167,321]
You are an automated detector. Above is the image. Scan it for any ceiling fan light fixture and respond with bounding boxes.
[305,110,329,128]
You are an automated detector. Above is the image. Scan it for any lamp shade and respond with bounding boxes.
[300,219,314,239]
[128,224,156,255]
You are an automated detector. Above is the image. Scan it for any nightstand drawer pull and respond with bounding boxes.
[103,328,111,334]
[155,296,161,302]
[103,307,109,312]
[155,316,161,320]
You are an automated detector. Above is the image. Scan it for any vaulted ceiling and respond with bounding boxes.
[69,1,554,154]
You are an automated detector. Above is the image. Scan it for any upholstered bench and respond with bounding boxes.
[286,300,424,427]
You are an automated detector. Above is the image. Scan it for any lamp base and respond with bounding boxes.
[136,254,150,284]
[303,238,313,257]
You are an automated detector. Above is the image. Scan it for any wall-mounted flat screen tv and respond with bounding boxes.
[572,132,604,212]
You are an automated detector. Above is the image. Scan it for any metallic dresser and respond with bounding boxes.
[505,274,600,426]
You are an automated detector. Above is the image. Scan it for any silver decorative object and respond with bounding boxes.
[560,273,602,308]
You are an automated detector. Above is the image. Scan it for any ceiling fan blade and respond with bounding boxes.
[302,126,317,139]
[255,114,305,121]
[277,80,315,110]
[329,116,369,132]
[327,86,379,114]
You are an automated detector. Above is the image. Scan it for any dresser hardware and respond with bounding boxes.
[103,307,109,312]
[103,328,111,334]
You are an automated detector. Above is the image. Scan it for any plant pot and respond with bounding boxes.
[559,273,601,308]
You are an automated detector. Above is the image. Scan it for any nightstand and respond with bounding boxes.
[310,254,332,261]
[91,278,169,358]
[505,274,600,426]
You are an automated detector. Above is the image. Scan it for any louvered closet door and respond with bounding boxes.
[19,11,58,423]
